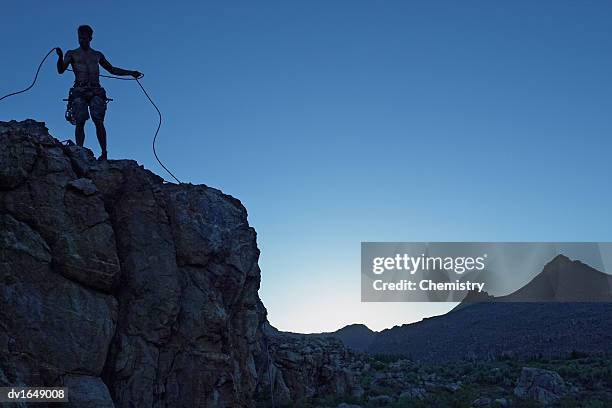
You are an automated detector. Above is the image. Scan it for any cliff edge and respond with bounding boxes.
[0,120,363,407]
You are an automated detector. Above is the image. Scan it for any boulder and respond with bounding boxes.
[513,367,567,405]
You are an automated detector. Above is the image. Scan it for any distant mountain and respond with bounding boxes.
[454,254,612,311]
[326,255,612,361]
[500,254,612,302]
[317,324,377,352]
[367,255,612,360]
[272,323,378,352]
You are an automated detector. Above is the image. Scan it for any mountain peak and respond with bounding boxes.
[337,323,374,333]
[505,254,612,302]
[543,254,574,271]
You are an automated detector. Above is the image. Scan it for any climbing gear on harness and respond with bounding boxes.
[0,47,182,184]
[65,95,76,125]
[63,86,112,125]
[63,93,114,125]
[73,80,102,87]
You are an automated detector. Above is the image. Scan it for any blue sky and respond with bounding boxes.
[2,1,612,332]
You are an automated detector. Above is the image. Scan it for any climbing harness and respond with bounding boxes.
[0,48,181,184]
[63,85,112,125]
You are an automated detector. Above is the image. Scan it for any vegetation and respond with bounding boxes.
[258,355,612,407]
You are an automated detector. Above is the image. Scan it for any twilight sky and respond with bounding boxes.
[2,1,612,332]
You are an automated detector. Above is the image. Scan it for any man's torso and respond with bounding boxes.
[68,48,102,86]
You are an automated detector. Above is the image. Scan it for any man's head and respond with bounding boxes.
[77,25,93,49]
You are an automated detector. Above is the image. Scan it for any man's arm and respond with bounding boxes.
[56,48,71,74]
[99,53,142,78]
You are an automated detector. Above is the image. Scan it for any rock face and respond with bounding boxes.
[257,328,369,405]
[513,367,567,405]
[1,121,119,406]
[1,120,351,407]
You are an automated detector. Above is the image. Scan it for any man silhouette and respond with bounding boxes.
[56,25,141,160]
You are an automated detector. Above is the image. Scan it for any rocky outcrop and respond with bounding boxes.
[0,120,300,407]
[513,367,567,405]
[258,328,369,404]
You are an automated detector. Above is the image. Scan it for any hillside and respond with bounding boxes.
[367,302,612,361]
[366,255,612,360]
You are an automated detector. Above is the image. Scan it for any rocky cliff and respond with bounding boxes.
[0,120,361,407]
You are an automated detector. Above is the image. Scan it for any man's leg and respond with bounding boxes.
[72,92,89,146]
[93,119,107,160]
[91,91,108,160]
[75,121,86,147]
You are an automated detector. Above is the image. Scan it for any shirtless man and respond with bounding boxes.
[56,25,142,160]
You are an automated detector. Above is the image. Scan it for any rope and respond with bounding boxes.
[0,48,55,102]
[135,78,181,184]
[0,48,182,184]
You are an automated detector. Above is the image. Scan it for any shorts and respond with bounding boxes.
[65,86,108,125]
